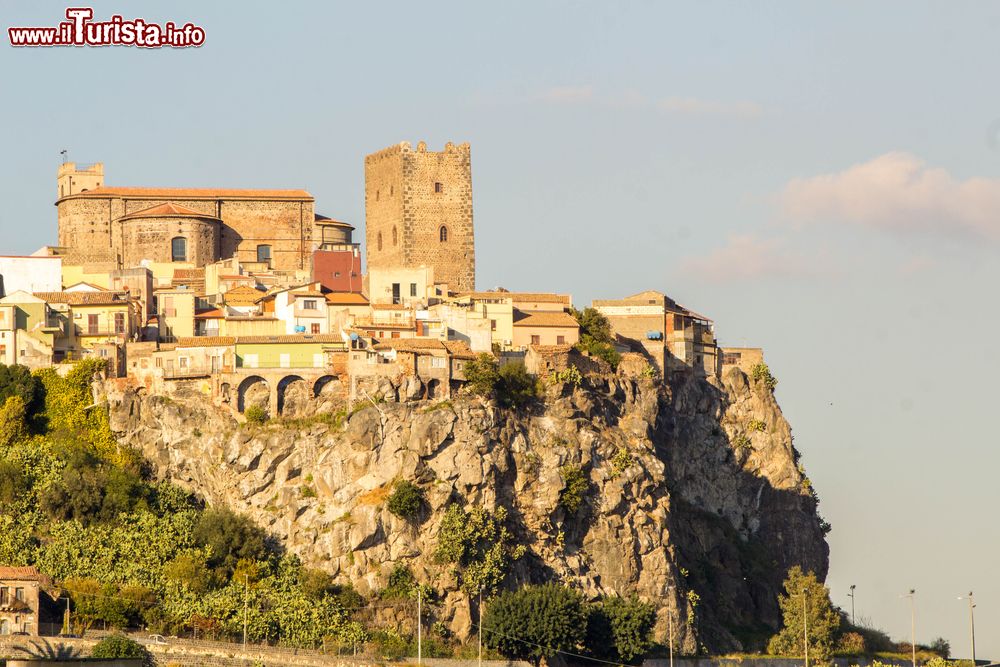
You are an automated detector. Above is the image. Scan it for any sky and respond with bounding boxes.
[2,0,999,657]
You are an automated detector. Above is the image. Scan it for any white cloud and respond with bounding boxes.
[656,97,764,117]
[677,234,826,284]
[780,152,1000,239]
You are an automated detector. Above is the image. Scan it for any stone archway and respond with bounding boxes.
[426,378,441,400]
[237,375,270,414]
[277,375,308,416]
[313,374,340,397]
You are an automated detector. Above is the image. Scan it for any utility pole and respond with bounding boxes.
[478,590,483,667]
[802,588,809,667]
[904,589,916,667]
[243,574,249,649]
[959,592,976,666]
[417,587,422,666]
[848,585,856,626]
[664,584,674,667]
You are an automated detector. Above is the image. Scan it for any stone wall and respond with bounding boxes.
[365,142,475,292]
[122,216,218,266]
[58,196,314,271]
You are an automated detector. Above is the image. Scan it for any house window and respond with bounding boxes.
[377,233,383,251]
[302,300,317,310]
[490,319,497,331]
[392,226,398,246]
[88,314,99,334]
[114,312,125,334]
[557,335,566,345]
[439,226,448,242]
[531,335,541,345]
[410,283,417,297]
[311,323,320,334]
[431,357,446,368]
[14,588,24,602]
[179,357,188,368]
[257,245,272,264]
[171,237,187,262]
[0,587,8,605]
[434,182,443,193]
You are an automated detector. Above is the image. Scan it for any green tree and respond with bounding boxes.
[571,307,621,368]
[192,507,271,576]
[91,634,150,663]
[558,465,589,513]
[767,566,840,660]
[496,363,537,409]
[0,459,29,506]
[483,583,587,666]
[386,480,424,521]
[586,595,657,664]
[0,364,42,417]
[435,504,525,593]
[0,395,29,446]
[465,353,500,397]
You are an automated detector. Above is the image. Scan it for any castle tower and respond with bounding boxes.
[57,162,103,199]
[364,141,475,293]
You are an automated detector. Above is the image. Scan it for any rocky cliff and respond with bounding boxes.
[101,357,828,654]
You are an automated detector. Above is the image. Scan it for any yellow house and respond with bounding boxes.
[155,288,196,342]
[33,290,139,353]
[512,310,580,348]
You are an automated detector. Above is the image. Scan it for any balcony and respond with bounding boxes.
[75,327,127,337]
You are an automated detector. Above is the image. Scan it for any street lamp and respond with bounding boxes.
[802,587,809,667]
[902,589,916,667]
[848,585,856,626]
[958,592,976,666]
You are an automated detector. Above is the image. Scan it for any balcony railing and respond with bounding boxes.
[75,327,127,337]
[236,360,329,370]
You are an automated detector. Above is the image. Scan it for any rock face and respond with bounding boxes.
[102,361,828,654]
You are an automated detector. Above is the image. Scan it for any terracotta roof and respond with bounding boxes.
[0,566,46,581]
[293,290,326,298]
[460,291,571,304]
[194,308,224,319]
[223,285,265,306]
[529,344,574,353]
[372,303,410,310]
[61,187,313,200]
[173,268,205,280]
[34,291,131,306]
[512,310,580,328]
[443,340,477,359]
[326,292,369,305]
[374,338,448,353]
[120,202,220,221]
[219,274,253,281]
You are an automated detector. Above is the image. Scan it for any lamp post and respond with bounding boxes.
[848,585,856,626]
[903,589,916,667]
[958,592,976,666]
[801,588,809,667]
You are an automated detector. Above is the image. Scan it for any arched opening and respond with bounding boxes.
[277,375,306,415]
[392,226,398,246]
[171,236,187,262]
[237,375,269,414]
[313,375,340,397]
[377,232,383,251]
[439,226,448,242]
[426,378,441,400]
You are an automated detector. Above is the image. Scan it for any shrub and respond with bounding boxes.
[435,504,525,593]
[386,480,424,521]
[495,363,537,409]
[570,307,621,369]
[39,451,150,525]
[548,366,582,386]
[244,404,268,424]
[381,564,417,599]
[586,595,657,664]
[835,631,866,655]
[747,418,766,432]
[0,364,42,418]
[0,395,29,447]
[609,449,633,478]
[558,465,589,513]
[483,583,587,666]
[0,459,29,506]
[751,362,778,390]
[91,634,150,663]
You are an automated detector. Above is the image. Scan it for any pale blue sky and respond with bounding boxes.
[3,1,1000,656]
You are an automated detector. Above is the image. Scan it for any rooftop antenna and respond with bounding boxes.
[60,149,67,164]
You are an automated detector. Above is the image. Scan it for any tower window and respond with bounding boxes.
[392,226,398,246]
[377,232,383,251]
[434,182,443,193]
[256,244,272,265]
[439,226,448,242]
[171,237,187,262]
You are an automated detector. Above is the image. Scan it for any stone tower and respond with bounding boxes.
[364,141,475,292]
